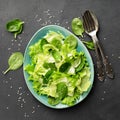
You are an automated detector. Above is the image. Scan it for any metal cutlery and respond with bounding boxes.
[82,10,114,81]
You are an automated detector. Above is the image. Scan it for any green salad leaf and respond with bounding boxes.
[64,35,78,50]
[6,19,24,39]
[71,18,95,50]
[82,40,95,50]
[4,52,23,74]
[71,18,84,37]
[24,31,91,106]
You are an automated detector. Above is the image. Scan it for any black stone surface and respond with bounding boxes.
[0,0,120,120]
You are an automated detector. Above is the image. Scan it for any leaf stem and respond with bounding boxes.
[3,67,11,74]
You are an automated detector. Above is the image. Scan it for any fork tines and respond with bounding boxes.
[82,10,95,33]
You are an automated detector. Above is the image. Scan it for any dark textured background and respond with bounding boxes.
[0,0,120,120]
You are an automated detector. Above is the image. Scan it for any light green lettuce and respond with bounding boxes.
[24,31,91,106]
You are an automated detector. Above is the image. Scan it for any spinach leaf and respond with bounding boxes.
[71,18,84,37]
[48,97,60,106]
[64,35,78,49]
[6,19,24,39]
[52,50,62,62]
[43,70,53,84]
[57,82,68,100]
[82,40,95,50]
[59,62,71,73]
[43,62,57,71]
[4,52,23,74]
[75,55,85,72]
[14,25,23,39]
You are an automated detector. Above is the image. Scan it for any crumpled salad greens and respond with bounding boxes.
[24,31,91,106]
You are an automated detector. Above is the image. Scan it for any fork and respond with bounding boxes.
[82,10,114,81]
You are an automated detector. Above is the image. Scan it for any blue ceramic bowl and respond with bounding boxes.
[23,25,94,109]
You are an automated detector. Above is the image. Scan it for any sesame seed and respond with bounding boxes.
[8,94,10,97]
[35,14,38,19]
[37,18,42,22]
[101,98,104,101]
[103,91,106,94]
[8,48,11,50]
[32,110,35,114]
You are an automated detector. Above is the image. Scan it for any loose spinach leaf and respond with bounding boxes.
[14,25,23,39]
[6,19,24,39]
[4,52,23,74]
[71,18,84,37]
[82,40,95,50]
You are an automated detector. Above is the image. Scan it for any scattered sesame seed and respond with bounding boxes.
[8,48,11,50]
[67,27,70,30]
[18,43,21,46]
[32,110,35,114]
[60,10,63,13]
[19,87,22,90]
[19,93,23,96]
[18,96,22,100]
[112,54,114,57]
[101,98,104,101]
[35,14,38,19]
[18,36,22,39]
[5,81,8,83]
[37,105,40,108]
[103,91,106,94]
[65,21,68,24]
[8,94,10,97]
[49,16,52,19]
[37,18,42,22]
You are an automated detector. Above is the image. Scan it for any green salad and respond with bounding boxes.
[24,31,91,106]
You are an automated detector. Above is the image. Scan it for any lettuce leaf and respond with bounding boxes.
[24,31,91,106]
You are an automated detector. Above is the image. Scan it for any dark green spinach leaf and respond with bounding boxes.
[6,19,24,39]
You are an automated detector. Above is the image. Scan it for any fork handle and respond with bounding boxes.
[93,35,114,79]
[92,36,104,81]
